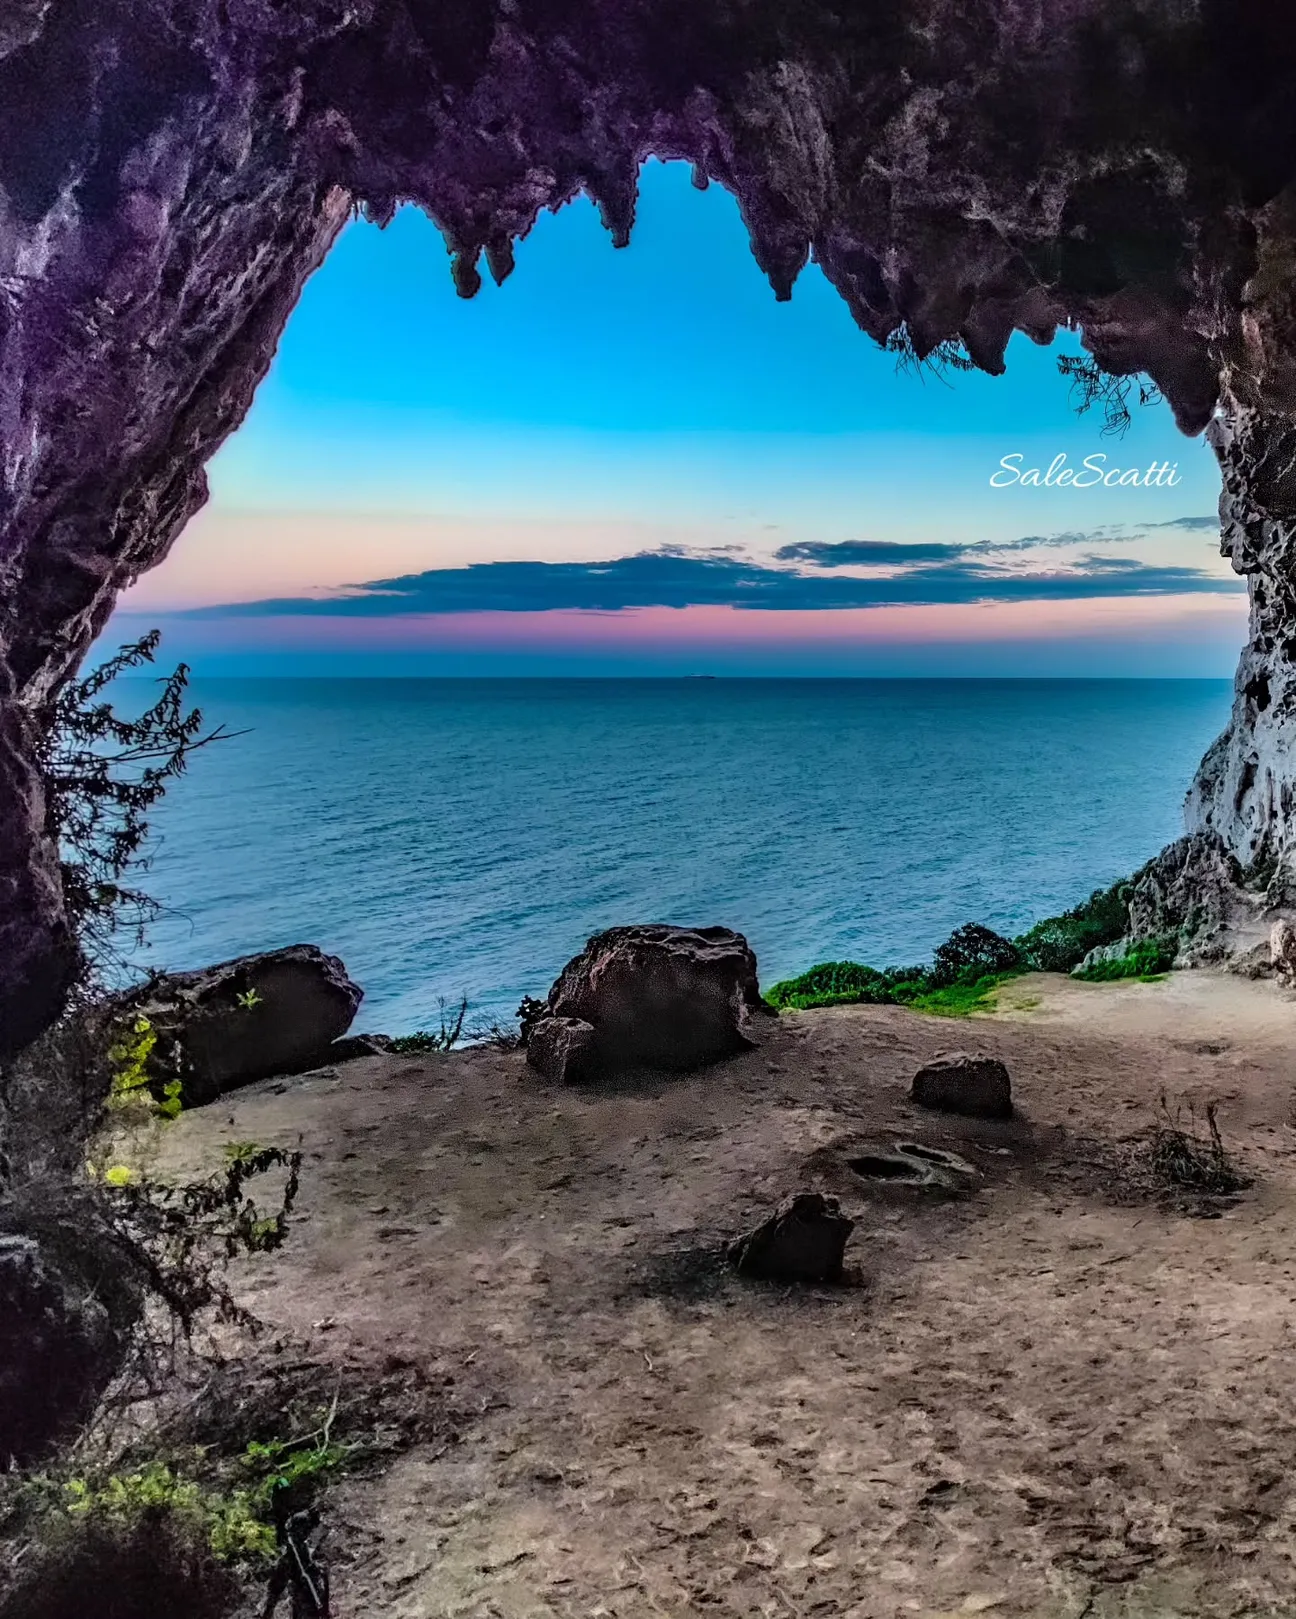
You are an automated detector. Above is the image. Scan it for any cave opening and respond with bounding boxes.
[6,4,1296,1050]
[8,6,1296,1612]
[81,161,1239,1034]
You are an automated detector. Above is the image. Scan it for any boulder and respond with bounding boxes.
[911,1052,1013,1120]
[1271,917,1296,984]
[729,1192,854,1284]
[527,923,770,1082]
[125,945,363,1107]
[0,1234,118,1464]
[526,1015,599,1084]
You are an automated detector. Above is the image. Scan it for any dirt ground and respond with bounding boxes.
[156,971,1296,1619]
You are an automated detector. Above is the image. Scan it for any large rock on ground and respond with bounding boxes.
[527,924,770,1082]
[0,1234,118,1464]
[729,1193,854,1284]
[126,945,363,1107]
[911,1052,1013,1120]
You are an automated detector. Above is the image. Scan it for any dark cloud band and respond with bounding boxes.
[189,542,1241,619]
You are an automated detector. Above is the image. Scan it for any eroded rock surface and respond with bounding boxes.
[124,945,363,1107]
[529,923,768,1080]
[729,1192,854,1284]
[526,1014,599,1085]
[911,1052,1013,1120]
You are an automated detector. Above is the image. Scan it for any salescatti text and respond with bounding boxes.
[991,452,1182,488]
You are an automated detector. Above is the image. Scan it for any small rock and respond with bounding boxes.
[729,1192,854,1284]
[526,1016,598,1083]
[911,1052,1013,1120]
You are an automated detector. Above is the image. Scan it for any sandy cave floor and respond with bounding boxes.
[153,971,1296,1619]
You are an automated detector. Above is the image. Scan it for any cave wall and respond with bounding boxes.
[4,0,1296,1046]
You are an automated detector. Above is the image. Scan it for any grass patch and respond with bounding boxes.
[906,973,1013,1017]
[1072,936,1176,982]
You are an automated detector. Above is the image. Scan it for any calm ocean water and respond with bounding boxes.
[123,679,1231,1033]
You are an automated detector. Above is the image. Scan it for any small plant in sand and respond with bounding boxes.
[1144,1096,1251,1196]
[389,994,469,1053]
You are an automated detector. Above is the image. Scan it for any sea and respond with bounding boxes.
[121,678,1233,1035]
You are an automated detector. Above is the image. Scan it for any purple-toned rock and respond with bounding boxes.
[911,1052,1013,1120]
[125,945,363,1106]
[525,1015,599,1084]
[729,1193,854,1284]
[0,1234,118,1464]
[529,924,770,1081]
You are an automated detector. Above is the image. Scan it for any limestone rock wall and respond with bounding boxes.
[1187,405,1296,876]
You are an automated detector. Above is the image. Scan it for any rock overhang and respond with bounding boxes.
[5,1,1296,1046]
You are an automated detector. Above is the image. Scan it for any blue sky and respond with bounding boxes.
[114,159,1243,675]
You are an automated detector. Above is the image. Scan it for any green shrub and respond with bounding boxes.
[930,924,1020,986]
[1014,879,1133,972]
[905,973,1010,1017]
[1072,936,1177,982]
[764,961,924,1011]
[765,914,1040,1017]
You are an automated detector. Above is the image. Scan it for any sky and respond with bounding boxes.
[110,159,1245,677]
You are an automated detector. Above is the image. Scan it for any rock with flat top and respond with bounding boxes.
[526,923,770,1082]
[911,1052,1013,1120]
[729,1192,853,1284]
[327,1033,394,1063]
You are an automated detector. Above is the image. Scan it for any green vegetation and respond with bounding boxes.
[764,960,926,1011]
[21,1403,352,1581]
[39,630,231,985]
[106,1014,184,1120]
[52,1461,275,1567]
[766,880,1178,1020]
[389,993,469,1053]
[1013,878,1134,972]
[906,973,1011,1017]
[1072,936,1176,982]
[765,955,1018,1020]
